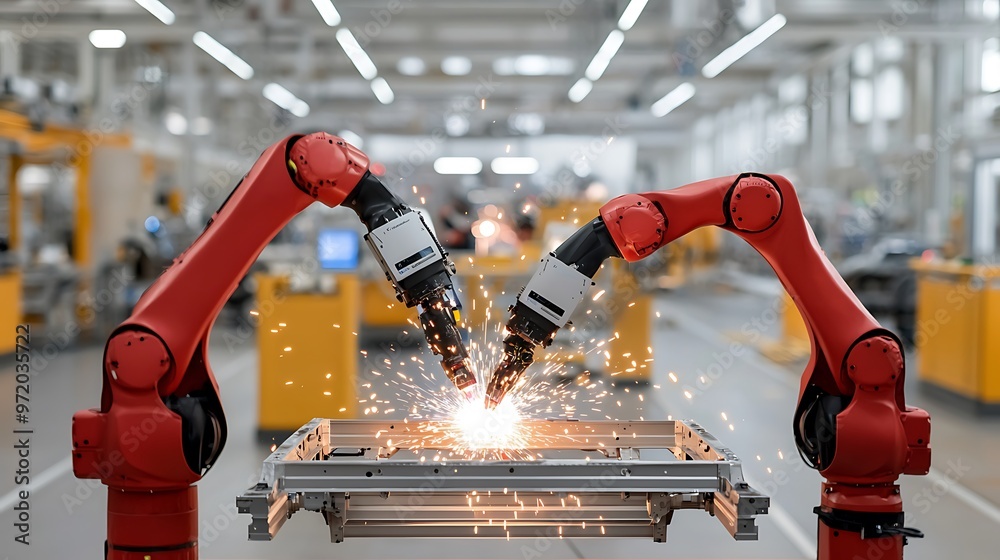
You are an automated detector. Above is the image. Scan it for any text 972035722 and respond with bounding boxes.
[13,324,33,545]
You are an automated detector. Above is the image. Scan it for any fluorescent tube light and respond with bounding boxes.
[702,14,787,78]
[651,82,695,117]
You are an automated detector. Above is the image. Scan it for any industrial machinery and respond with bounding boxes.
[488,173,932,560]
[71,133,475,559]
[238,418,769,542]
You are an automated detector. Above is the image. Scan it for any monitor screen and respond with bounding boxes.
[317,228,360,270]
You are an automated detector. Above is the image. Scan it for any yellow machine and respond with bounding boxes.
[912,260,1000,413]
[361,277,413,328]
[0,270,20,353]
[1,109,131,268]
[255,273,360,439]
[756,290,811,364]
[606,260,653,381]
[536,201,604,237]
[0,110,132,342]
[453,249,539,329]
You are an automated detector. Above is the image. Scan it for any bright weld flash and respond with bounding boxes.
[452,398,522,449]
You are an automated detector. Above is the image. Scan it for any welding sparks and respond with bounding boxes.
[348,274,679,461]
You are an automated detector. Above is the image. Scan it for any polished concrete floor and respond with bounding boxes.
[2,283,998,559]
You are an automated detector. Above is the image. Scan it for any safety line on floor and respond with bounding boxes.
[925,467,1000,525]
[0,349,254,508]
[654,302,816,556]
[762,496,817,559]
[664,299,1000,528]
[0,456,72,512]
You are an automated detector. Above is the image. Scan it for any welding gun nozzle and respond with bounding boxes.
[484,338,534,410]
[446,360,477,392]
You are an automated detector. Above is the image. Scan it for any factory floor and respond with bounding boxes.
[2,282,999,559]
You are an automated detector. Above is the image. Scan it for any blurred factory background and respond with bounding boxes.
[1,1,1000,559]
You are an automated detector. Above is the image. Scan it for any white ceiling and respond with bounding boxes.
[0,0,995,140]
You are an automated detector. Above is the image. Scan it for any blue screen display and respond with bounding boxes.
[317,229,360,270]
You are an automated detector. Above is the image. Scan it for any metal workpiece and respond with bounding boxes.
[237,418,769,543]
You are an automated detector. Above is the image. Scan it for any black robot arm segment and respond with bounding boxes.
[344,173,475,391]
[550,216,622,277]
[485,217,620,408]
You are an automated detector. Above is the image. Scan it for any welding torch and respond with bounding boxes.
[485,216,621,408]
[344,173,476,392]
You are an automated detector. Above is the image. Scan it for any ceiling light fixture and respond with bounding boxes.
[650,82,696,117]
[701,13,787,78]
[310,0,342,26]
[568,78,593,103]
[493,55,575,76]
[491,157,540,175]
[263,83,310,117]
[336,28,378,80]
[584,30,625,81]
[370,77,395,104]
[134,0,175,25]
[617,0,649,31]
[193,32,254,80]
[397,56,426,76]
[164,111,187,135]
[434,157,483,175]
[441,56,472,76]
[89,30,127,49]
[190,116,213,135]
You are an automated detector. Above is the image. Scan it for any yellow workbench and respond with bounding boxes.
[605,261,653,382]
[255,273,360,440]
[912,260,1000,413]
[361,278,413,328]
[453,249,539,329]
[0,270,21,353]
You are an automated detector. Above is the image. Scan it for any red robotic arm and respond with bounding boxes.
[72,132,474,559]
[491,173,931,560]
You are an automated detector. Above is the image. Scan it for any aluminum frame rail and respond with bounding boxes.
[237,418,769,543]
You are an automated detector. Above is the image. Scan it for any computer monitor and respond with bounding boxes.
[317,228,360,271]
